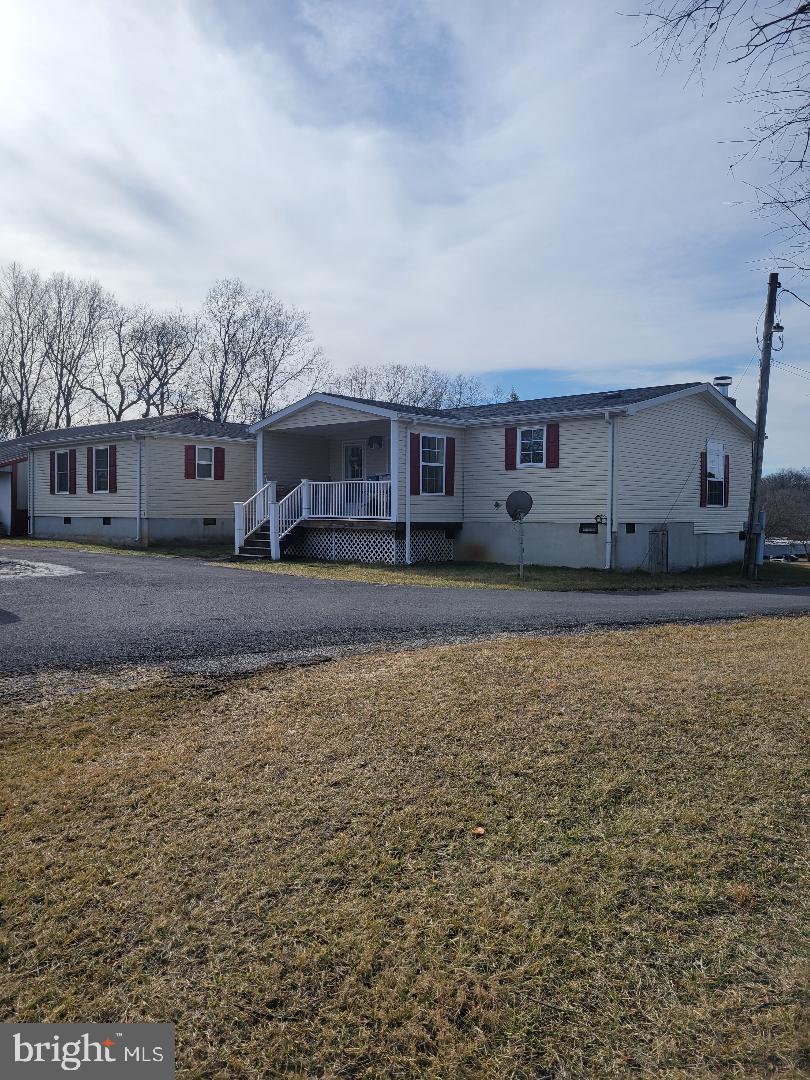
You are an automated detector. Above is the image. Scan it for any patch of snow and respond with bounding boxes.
[0,558,83,579]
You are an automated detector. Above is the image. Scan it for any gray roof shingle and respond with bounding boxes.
[0,413,250,464]
[325,383,703,421]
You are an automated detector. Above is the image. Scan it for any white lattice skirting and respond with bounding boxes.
[283,527,454,564]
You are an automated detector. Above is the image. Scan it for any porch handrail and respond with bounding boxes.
[234,480,274,554]
[309,480,391,520]
[277,484,305,539]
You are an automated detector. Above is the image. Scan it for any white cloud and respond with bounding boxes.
[0,0,806,468]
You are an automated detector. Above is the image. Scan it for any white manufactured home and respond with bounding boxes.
[0,414,255,546]
[239,379,754,571]
[0,380,755,571]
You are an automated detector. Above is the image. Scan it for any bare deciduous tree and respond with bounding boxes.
[44,272,108,428]
[0,263,51,436]
[762,467,810,549]
[635,1,810,268]
[244,301,325,418]
[196,278,323,422]
[131,308,199,417]
[80,302,143,423]
[329,362,487,409]
[0,265,328,431]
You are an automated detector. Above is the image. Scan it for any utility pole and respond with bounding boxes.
[743,271,780,579]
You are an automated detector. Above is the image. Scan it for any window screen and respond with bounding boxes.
[519,427,545,466]
[420,436,445,494]
[706,439,724,507]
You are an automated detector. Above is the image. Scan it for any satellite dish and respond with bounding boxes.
[506,490,533,521]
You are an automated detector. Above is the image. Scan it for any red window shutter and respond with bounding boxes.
[184,445,196,479]
[214,446,225,480]
[109,444,117,493]
[699,450,708,507]
[505,427,517,470]
[49,451,55,494]
[444,437,455,496]
[546,423,559,469]
[723,453,729,507]
[68,449,76,495]
[409,432,421,495]
[87,447,94,492]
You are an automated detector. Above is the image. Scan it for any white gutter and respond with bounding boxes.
[604,412,616,571]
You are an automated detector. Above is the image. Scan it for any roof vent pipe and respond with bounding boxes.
[713,376,732,397]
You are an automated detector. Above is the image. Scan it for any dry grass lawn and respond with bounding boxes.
[5,536,809,591]
[225,555,810,592]
[1,618,808,1078]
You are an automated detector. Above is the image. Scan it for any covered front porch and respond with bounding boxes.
[234,397,455,563]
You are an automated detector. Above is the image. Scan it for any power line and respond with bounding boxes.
[780,286,810,311]
[773,360,810,382]
[772,358,810,378]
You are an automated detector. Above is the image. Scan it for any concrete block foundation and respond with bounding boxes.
[455,520,746,572]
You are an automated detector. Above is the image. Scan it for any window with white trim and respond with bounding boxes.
[706,439,724,507]
[55,450,70,494]
[93,446,110,493]
[196,446,214,479]
[420,435,445,494]
[519,426,545,466]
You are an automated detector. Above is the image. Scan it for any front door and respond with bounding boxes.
[343,443,364,480]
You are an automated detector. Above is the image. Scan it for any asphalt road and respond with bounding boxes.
[1,545,809,676]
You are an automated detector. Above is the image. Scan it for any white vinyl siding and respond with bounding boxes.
[146,438,255,517]
[31,440,139,516]
[463,416,607,523]
[403,424,464,522]
[270,401,379,430]
[615,395,751,531]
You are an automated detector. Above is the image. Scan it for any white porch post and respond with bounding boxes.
[404,423,412,565]
[234,502,245,555]
[389,418,399,522]
[269,501,281,560]
[301,478,310,519]
[256,428,265,492]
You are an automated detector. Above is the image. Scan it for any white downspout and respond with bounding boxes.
[604,412,615,570]
[132,435,142,542]
[28,450,34,536]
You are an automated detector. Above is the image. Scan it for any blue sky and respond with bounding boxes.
[0,0,807,468]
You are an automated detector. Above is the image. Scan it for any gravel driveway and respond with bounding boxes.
[1,545,809,676]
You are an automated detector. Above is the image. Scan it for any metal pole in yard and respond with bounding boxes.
[743,271,779,580]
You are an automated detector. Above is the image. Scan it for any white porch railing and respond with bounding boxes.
[309,480,391,520]
[235,479,393,559]
[277,483,304,539]
[234,480,275,554]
